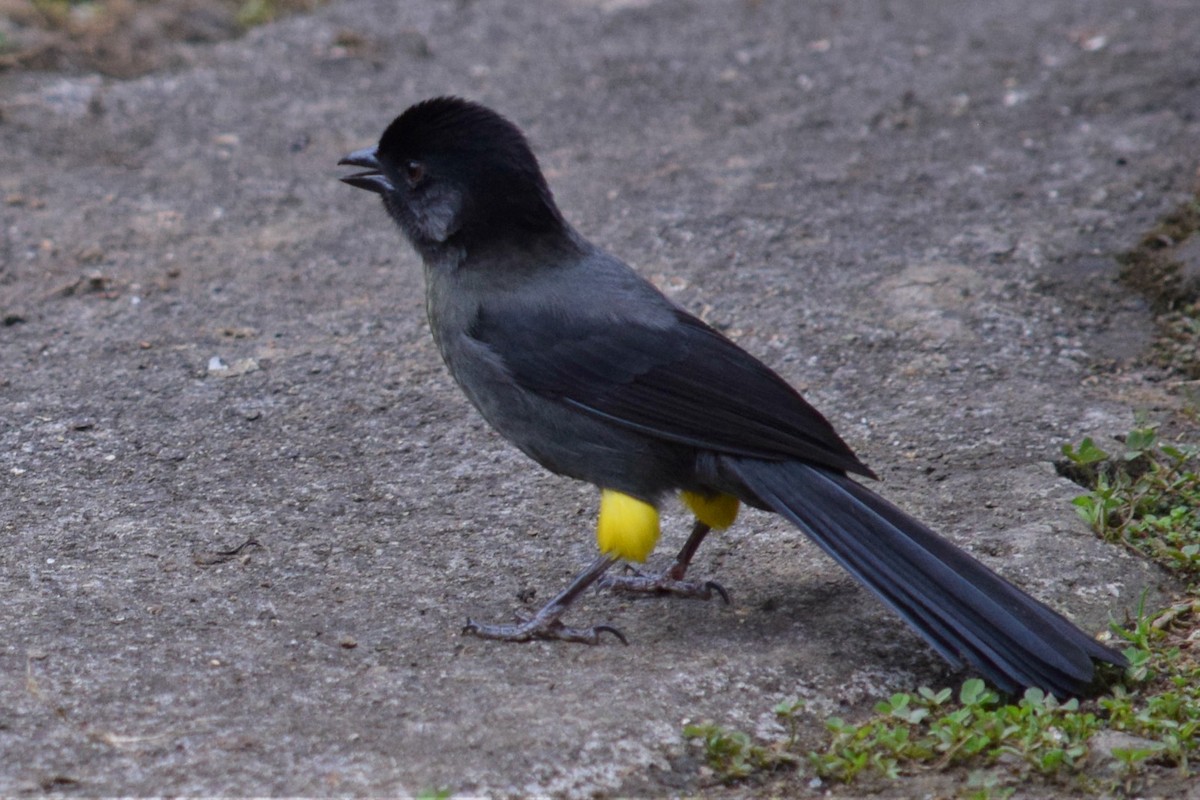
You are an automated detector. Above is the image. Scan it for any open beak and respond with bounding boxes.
[338,147,394,194]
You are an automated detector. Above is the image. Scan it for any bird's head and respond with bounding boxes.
[339,97,565,254]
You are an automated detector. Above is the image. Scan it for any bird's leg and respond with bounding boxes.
[598,520,730,603]
[463,554,628,644]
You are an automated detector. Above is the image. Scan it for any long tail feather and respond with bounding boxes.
[724,458,1126,696]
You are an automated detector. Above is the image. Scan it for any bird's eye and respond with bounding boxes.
[404,160,425,186]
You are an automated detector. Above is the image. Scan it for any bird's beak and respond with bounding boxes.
[338,146,394,194]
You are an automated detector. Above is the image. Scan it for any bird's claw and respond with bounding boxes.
[589,624,629,645]
[703,580,732,605]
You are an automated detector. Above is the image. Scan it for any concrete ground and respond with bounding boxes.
[1,0,1197,796]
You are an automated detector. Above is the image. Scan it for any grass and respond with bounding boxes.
[0,0,325,76]
[414,789,452,800]
[809,681,1098,783]
[20,0,311,30]
[683,719,799,783]
[1061,425,1200,575]
[685,425,1200,796]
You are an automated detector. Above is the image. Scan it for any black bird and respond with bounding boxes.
[338,96,1127,696]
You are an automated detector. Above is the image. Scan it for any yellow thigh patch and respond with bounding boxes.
[597,489,660,563]
[680,490,740,530]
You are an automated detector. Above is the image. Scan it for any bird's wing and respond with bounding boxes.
[468,305,874,477]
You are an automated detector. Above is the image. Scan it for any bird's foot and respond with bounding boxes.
[598,565,731,604]
[461,555,626,645]
[462,615,627,645]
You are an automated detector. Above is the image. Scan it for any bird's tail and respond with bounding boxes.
[723,458,1127,697]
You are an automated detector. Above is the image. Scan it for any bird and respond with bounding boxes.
[337,96,1127,697]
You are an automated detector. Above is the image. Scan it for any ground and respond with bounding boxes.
[1,0,1197,797]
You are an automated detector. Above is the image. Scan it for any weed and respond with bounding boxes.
[683,721,799,784]
[0,0,325,76]
[414,789,452,800]
[1101,598,1200,776]
[808,679,1097,783]
[1062,424,1200,576]
[236,0,280,27]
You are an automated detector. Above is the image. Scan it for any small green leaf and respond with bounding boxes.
[959,678,987,706]
[1062,437,1108,465]
[1123,427,1158,459]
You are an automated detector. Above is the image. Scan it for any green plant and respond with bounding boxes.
[1100,599,1200,775]
[236,0,278,27]
[808,679,1098,783]
[414,788,452,800]
[773,696,807,748]
[683,721,798,783]
[964,769,1016,800]
[1062,425,1200,575]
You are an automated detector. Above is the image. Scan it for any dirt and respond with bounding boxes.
[1115,196,1200,380]
[0,0,321,77]
[1,0,1198,797]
